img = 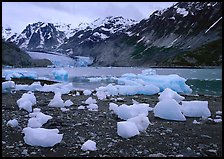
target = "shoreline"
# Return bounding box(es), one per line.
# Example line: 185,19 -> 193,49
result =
2,78 -> 222,157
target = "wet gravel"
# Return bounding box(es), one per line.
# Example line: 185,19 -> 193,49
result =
2,79 -> 222,157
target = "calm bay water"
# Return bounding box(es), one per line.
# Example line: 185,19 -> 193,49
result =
2,67 -> 222,96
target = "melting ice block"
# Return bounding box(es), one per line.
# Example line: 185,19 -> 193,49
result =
23,127 -> 63,147
48,92 -> 64,107
158,88 -> 185,103
2,81 -> 15,93
28,108 -> 53,128
181,101 -> 211,118
81,140 -> 97,151
153,99 -> 186,121
117,121 -> 140,138
52,69 -> 68,81
127,114 -> 151,132
3,70 -> 38,80
17,91 -> 36,112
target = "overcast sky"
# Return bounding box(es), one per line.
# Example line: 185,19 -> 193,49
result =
2,2 -> 176,33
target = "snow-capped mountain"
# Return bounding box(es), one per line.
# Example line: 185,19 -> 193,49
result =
69,2 -> 221,67
57,16 -> 138,55
9,22 -> 68,51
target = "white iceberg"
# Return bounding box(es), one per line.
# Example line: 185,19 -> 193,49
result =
117,121 -> 140,138
87,103 -> 98,111
127,114 -> 151,132
85,97 -> 97,105
153,99 -> 186,121
28,108 -> 53,128
2,81 -> 15,93
64,99 -> 73,107
17,91 -> 36,112
81,140 -> 97,151
3,70 -> 38,80
48,92 -> 64,107
109,102 -> 119,114
52,69 -> 68,81
22,127 -> 63,147
158,88 -> 185,103
181,101 -> 211,118
83,89 -> 92,96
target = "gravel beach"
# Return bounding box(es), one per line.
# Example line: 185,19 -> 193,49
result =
2,79 -> 222,157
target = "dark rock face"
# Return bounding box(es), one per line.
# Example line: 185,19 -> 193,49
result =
2,40 -> 53,67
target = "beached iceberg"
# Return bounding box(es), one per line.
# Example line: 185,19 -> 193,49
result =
116,103 -> 150,120
117,121 -> 140,138
28,108 -> 53,128
22,127 -> 63,147
2,81 -> 15,93
81,140 -> 97,151
17,91 -> 36,112
158,88 -> 185,103
181,101 -> 211,118
48,92 -> 64,107
153,99 -> 186,121
127,114 -> 151,132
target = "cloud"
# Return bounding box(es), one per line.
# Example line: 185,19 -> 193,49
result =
2,2 -> 175,33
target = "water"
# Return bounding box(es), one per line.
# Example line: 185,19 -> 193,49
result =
2,67 -> 222,96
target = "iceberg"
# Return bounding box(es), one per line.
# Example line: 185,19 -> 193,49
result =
52,69 -> 68,81
158,88 -> 185,103
153,99 -> 186,121
28,108 -> 53,128
22,127 -> 63,147
181,101 -> 211,118
117,121 -> 140,138
2,81 -> 15,93
3,70 -> 38,80
17,91 -> 36,112
48,92 -> 64,108
127,114 -> 151,132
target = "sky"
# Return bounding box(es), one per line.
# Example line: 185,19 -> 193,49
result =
2,2 -> 176,33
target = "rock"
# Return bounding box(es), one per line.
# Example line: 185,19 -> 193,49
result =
148,153 -> 167,157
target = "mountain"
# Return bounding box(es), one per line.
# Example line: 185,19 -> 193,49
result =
3,2 -> 222,67
59,2 -> 222,67
57,16 -> 138,56
8,22 -> 69,52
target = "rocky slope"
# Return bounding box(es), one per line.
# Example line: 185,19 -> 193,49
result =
2,40 -> 52,67
58,2 -> 222,67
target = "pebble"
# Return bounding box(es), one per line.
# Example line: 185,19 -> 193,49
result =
21,149 -> 28,155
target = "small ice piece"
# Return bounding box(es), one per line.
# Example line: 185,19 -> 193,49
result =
29,82 -> 42,91
52,69 -> 68,81
213,119 -> 222,123
76,92 -> 80,96
64,99 -> 73,107
60,107 -> 69,112
83,89 -> 92,96
181,101 -> 211,118
22,127 -> 63,147
96,91 -> 107,100
109,103 -> 119,114
2,81 -> 15,93
7,119 -> 19,127
78,105 -> 85,110
216,111 -> 222,115
153,99 -> 186,121
127,114 -> 151,132
193,120 -> 201,124
158,88 -> 185,103
117,121 -> 140,138
87,104 -> 98,111
48,92 -> 64,107
81,140 -> 97,151
85,97 -> 97,105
